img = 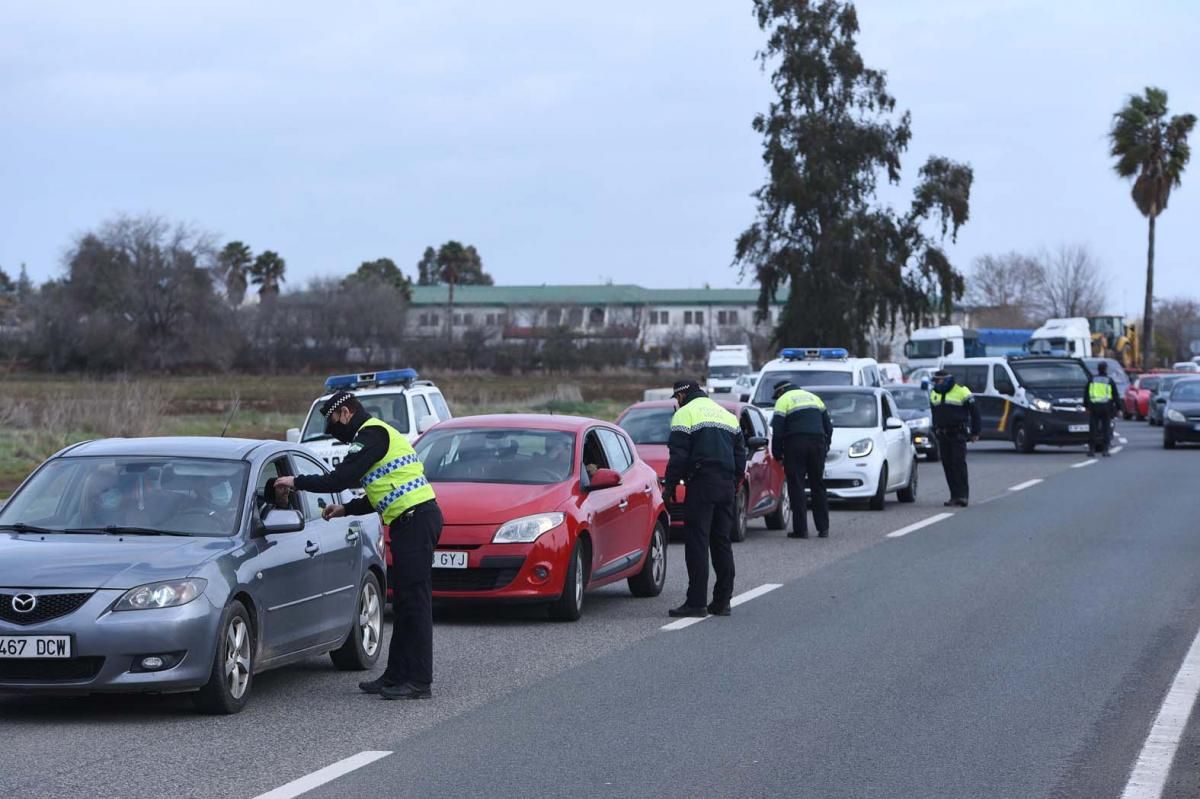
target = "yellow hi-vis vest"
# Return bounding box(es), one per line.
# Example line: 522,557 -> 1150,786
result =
359,418 -> 436,525
774,389 -> 826,415
930,384 -> 972,406
1088,379 -> 1114,403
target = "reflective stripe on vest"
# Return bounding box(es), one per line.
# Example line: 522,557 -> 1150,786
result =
670,396 -> 739,434
1088,380 -> 1114,402
359,418 -> 436,524
774,389 -> 826,415
930,384 -> 972,406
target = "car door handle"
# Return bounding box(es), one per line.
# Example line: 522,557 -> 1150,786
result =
346,523 -> 361,543
642,485 -> 653,495
304,541 -> 320,556
618,499 -> 629,510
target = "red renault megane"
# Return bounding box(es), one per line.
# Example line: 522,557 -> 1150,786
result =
413,415 -> 669,621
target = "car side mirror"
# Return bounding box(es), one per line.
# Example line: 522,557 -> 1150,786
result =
286,428 -> 300,443
586,468 -> 622,490
260,509 -> 305,535
747,436 -> 768,451
739,393 -> 751,403
885,417 -> 905,430
417,416 -> 437,434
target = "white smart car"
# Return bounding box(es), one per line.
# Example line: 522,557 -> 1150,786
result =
808,386 -> 918,510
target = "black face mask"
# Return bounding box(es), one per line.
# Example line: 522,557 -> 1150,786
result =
325,418 -> 355,444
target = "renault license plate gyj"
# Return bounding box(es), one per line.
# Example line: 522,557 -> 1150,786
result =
0,635 -> 72,659
433,551 -> 468,569
1068,424 -> 1089,433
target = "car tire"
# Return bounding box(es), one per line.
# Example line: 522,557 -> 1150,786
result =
1123,410 -> 1132,421
628,521 -> 667,598
926,445 -> 940,463
1164,434 -> 1176,450
1013,422 -> 1035,453
731,487 -> 749,543
548,541 -> 585,622
330,572 -> 383,671
897,462 -> 917,503
764,483 -> 791,531
193,600 -> 254,715
868,464 -> 887,511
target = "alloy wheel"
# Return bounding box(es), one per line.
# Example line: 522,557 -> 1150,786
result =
573,550 -> 584,608
650,527 -> 666,588
224,617 -> 251,700
779,485 -> 792,528
358,580 -> 382,657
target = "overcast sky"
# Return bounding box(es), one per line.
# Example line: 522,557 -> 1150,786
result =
1,1 -> 1195,315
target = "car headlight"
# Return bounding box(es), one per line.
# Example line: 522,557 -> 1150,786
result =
848,438 -> 874,458
1031,397 -> 1052,412
492,513 -> 565,544
906,416 -> 931,430
1167,408 -> 1186,423
113,579 -> 207,611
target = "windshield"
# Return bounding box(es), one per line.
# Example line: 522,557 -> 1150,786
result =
708,365 -> 746,379
0,456 -> 249,536
1171,381 -> 1200,402
300,392 -> 410,442
1157,376 -> 1189,394
811,390 -> 879,428
1011,361 -> 1090,388
904,339 -> 945,359
889,388 -> 930,411
415,428 -> 576,485
1140,377 -> 1161,392
754,370 -> 854,405
618,408 -> 674,445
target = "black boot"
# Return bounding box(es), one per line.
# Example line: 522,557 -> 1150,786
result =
787,531 -> 809,539
707,601 -> 731,617
668,603 -> 708,618
359,675 -> 400,695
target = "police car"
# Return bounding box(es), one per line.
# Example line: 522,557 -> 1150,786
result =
286,369 -> 453,467
751,348 -> 884,420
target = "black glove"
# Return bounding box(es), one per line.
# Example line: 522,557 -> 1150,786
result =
664,483 -> 677,504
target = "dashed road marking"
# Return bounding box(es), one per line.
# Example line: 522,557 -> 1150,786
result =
1111,446 -> 1124,455
885,512 -> 954,539
661,583 -> 783,630
1008,479 -> 1043,492
1071,459 -> 1098,469
1120,436 -> 1129,444
252,751 -> 392,799
1120,623 -> 1200,799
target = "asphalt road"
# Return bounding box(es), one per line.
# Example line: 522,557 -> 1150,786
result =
4,420 -> 1200,798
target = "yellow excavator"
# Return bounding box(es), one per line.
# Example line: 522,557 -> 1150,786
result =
1089,315 -> 1140,371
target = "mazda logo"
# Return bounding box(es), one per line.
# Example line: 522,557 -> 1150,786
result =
11,594 -> 36,613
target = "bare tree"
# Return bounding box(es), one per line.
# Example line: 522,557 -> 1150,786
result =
1033,244 -> 1110,319
1154,297 -> 1200,362
965,252 -> 1043,326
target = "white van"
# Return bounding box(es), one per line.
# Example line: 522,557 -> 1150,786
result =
751,348 -> 882,418
706,345 -> 753,395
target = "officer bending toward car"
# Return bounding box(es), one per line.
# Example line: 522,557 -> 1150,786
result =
275,390 -> 443,701
770,381 -> 834,539
663,380 -> 747,619
929,369 -> 981,508
1085,361 -> 1119,457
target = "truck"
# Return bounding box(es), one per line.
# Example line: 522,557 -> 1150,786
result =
902,325 -> 987,370
706,344 -> 753,395
1088,315 -> 1140,371
1025,318 -> 1092,358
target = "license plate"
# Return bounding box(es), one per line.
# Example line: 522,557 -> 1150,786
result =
1068,425 -> 1089,433
432,551 -> 468,569
0,635 -> 72,659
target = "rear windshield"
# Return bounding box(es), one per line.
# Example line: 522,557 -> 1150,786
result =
300,392 -> 410,442
1011,362 -> 1090,388
754,370 -> 854,405
810,390 -> 878,428
1140,377 -> 1161,391
618,408 -> 674,445
889,388 -> 930,411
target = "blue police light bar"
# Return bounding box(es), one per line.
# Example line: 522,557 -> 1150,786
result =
779,347 -> 849,361
324,368 -> 419,392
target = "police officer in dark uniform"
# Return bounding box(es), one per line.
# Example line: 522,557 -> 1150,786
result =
663,380 -> 747,618
1085,361 -> 1119,456
275,390 -> 442,701
770,381 -> 834,539
929,369 -> 981,507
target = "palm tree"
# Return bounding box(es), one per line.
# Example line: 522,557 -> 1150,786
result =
436,241 -> 469,340
251,250 -> 286,302
1109,87 -> 1196,367
216,241 -> 253,307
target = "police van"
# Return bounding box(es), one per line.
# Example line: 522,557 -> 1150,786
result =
750,348 -> 883,419
939,356 -> 1092,452
286,368 -> 453,466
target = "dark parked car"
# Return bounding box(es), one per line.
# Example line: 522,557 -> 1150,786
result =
1162,378 -> 1200,448
886,385 -> 938,461
1149,374 -> 1193,426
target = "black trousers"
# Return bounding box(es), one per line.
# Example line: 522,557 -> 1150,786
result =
936,431 -> 970,501
683,478 -> 735,609
383,500 -> 442,688
1089,408 -> 1113,453
784,437 -> 829,534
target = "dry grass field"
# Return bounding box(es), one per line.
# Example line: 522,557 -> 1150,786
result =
0,371 -> 669,497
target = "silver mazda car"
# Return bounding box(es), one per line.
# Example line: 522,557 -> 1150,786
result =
0,437 -> 386,714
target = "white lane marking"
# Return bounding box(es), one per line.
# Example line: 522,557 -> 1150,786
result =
885,512 -> 954,539
252,751 -> 392,799
661,583 -> 783,630
1120,625 -> 1200,799
1111,446 -> 1124,455
1120,436 -> 1129,444
1008,479 -> 1043,492
1071,459 -> 1098,469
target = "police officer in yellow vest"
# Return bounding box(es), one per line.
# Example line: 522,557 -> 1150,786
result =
664,380 -> 747,618
929,369 -> 982,507
770,381 -> 834,538
1084,361 -> 1119,456
276,391 -> 442,701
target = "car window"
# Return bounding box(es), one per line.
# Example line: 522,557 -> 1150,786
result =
290,454 -> 332,521
617,432 -> 636,465
993,365 -> 1016,395
753,370 -> 853,405
582,430 -> 611,475
302,392 -> 412,441
866,367 -> 881,387
748,408 -> 768,439
256,457 -> 299,517
413,395 -> 434,426
618,407 -> 674,445
597,429 -> 632,473
958,365 -> 990,394
429,391 -> 452,421
739,410 -> 757,441
810,390 -> 878,428
881,393 -> 897,426
890,388 -> 930,411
